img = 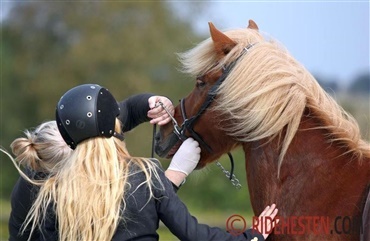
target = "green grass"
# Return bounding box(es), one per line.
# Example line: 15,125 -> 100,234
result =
0,199 -> 10,241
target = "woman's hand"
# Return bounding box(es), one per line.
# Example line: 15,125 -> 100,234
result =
147,96 -> 174,125
254,204 -> 279,240
165,138 -> 201,186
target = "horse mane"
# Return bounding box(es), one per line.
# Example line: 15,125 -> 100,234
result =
178,28 -> 370,175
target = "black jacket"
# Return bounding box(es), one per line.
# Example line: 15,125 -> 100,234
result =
8,94 -> 264,241
9,93 -> 153,241
38,160 -> 264,241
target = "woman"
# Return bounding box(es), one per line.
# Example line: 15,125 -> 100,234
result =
18,84 -> 278,240
7,91 -> 180,241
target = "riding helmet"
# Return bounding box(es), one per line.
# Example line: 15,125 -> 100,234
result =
55,84 -> 121,149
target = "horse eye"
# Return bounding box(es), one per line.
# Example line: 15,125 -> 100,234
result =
196,79 -> 206,88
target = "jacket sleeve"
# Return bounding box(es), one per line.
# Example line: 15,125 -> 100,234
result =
154,166 -> 264,241
118,93 -> 154,132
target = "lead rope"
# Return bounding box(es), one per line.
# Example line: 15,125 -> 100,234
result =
151,123 -> 156,158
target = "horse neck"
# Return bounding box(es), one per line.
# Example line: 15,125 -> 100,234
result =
243,111 -> 370,217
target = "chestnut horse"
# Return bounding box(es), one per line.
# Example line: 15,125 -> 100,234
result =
155,20 -> 370,241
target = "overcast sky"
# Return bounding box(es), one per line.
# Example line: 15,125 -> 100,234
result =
187,1 -> 369,87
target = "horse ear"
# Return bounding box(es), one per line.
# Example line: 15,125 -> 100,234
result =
208,22 -> 236,56
247,20 -> 259,30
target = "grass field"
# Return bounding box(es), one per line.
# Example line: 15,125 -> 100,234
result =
0,199 -> 10,241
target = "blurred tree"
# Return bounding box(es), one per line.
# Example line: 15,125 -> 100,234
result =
1,2 -> 252,218
315,74 -> 340,94
348,72 -> 370,94
1,3 -> 254,231
0,1 -> 204,197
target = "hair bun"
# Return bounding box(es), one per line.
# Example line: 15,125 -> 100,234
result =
11,131 -> 40,170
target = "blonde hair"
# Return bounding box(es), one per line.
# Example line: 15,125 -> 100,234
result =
178,28 -> 370,176
1,121 -> 72,184
24,119 -> 162,241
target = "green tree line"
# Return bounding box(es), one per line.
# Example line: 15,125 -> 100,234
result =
0,1 -> 204,197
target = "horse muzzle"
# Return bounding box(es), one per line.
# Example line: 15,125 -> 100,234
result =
154,131 -> 181,158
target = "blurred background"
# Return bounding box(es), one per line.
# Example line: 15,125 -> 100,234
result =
0,1 -> 368,240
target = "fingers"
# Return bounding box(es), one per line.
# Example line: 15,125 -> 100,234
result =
147,96 -> 174,125
148,103 -> 170,116
179,138 -> 201,155
257,203 -> 278,240
259,203 -> 277,217
179,138 -> 201,161
148,98 -> 156,109
148,112 -> 170,125
261,204 -> 278,225
149,112 -> 173,125
258,205 -> 270,217
170,138 -> 201,175
264,208 -> 278,239
148,96 -> 161,109
182,137 -> 198,148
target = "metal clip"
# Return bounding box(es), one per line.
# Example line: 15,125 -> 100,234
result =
157,101 -> 185,140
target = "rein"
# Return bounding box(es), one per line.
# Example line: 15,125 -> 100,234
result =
156,102 -> 241,189
151,123 -> 157,158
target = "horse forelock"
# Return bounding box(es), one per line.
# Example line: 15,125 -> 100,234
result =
180,27 -> 370,175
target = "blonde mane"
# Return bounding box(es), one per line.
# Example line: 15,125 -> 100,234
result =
178,28 -> 370,174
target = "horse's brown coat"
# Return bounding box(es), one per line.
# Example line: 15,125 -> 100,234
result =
155,20 -> 370,241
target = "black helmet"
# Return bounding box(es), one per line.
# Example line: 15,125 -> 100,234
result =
56,84 -> 122,149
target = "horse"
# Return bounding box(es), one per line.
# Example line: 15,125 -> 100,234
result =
155,20 -> 370,241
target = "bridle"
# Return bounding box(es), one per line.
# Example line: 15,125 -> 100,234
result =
172,44 -> 256,154
156,44 -> 256,189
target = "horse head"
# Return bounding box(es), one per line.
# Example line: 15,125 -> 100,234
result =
155,20 -> 261,168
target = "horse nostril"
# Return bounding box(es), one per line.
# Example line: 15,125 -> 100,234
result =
154,133 -> 160,141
